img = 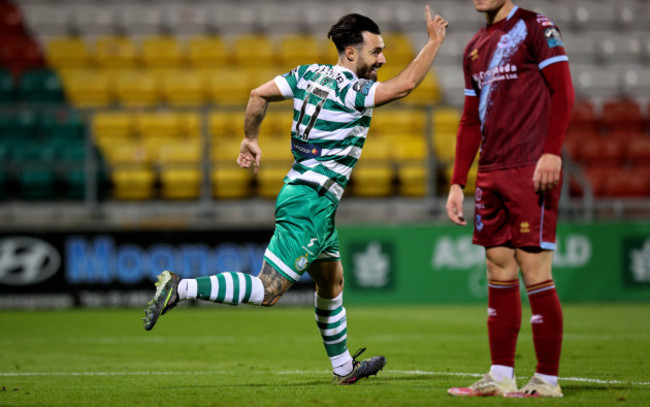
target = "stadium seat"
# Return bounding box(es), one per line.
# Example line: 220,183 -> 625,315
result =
580,165 -> 612,197
39,110 -> 85,148
444,163 -> 479,195
232,34 -> 276,69
61,69 -> 113,108
432,107 -> 461,134
160,70 -> 205,107
141,36 -> 184,68
115,4 -> 163,36
401,71 -> 441,105
203,68 -> 250,106
0,1 -> 25,37
45,36 -> 91,69
277,34 -> 326,71
394,136 -> 428,197
352,138 -> 393,197
601,99 -> 644,133
265,105 -> 294,138
92,111 -> 134,151
604,167 -> 650,197
12,143 -> 57,200
0,110 -> 38,141
114,70 -> 159,107
568,99 -> 598,133
158,141 -> 202,200
0,36 -> 44,75
382,32 -> 416,67
577,135 -> 625,167
17,68 -> 65,104
627,135 -> 650,168
94,36 -> 138,69
433,131 -> 458,163
187,36 -> 230,68
111,167 -> 156,200
69,4 -> 115,37
210,139 -> 252,198
371,109 -> 426,139
255,138 -> 292,198
209,109 -> 246,140
0,68 -> 14,103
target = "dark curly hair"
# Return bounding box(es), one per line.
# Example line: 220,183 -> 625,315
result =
327,13 -> 381,54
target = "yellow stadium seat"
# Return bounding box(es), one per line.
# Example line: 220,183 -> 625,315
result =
46,37 -> 91,69
158,141 -> 202,199
92,112 -> 135,151
445,162 -> 479,195
351,164 -> 394,197
160,70 -> 205,107
433,131 -> 457,162
141,36 -> 184,68
393,136 -> 428,161
203,69 -> 250,106
278,34 -> 325,71
209,110 -> 245,141
178,112 -> 201,139
264,106 -> 294,138
232,34 -> 276,68
382,32 -> 415,66
403,71 -> 441,105
61,69 -> 113,108
244,67 -> 279,90
114,70 -> 159,107
371,109 -> 427,139
103,141 -> 151,165
112,167 -> 156,200
352,138 -> 393,197
256,138 -> 292,198
187,36 -> 230,68
433,107 -> 461,134
94,36 -> 138,69
135,112 -> 182,140
210,139 -> 252,198
398,164 -> 428,197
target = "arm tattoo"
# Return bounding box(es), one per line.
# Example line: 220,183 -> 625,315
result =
258,261 -> 293,306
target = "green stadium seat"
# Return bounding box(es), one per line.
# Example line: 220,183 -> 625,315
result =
12,143 -> 57,200
18,69 -> 65,104
39,110 -> 85,147
0,69 -> 14,104
0,110 -> 38,141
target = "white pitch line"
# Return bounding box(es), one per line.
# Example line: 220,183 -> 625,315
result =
1,370 -> 648,386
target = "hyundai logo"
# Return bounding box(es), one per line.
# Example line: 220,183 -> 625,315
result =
0,237 -> 61,286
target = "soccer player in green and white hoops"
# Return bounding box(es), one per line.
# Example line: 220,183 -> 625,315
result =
144,7 -> 448,385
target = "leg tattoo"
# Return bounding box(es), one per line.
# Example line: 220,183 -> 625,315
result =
258,261 -> 293,306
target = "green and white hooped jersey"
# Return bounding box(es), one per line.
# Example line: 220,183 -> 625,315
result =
273,64 -> 378,204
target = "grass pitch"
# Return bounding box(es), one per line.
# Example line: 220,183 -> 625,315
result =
1,302 -> 649,406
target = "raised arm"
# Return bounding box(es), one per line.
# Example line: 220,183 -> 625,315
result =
237,79 -> 285,174
374,6 -> 448,107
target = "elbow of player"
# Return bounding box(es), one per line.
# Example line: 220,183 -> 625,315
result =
397,80 -> 417,99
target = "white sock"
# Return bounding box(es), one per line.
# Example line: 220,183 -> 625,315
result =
490,364 -> 514,381
332,352 -> 353,376
177,279 -> 189,300
534,372 -> 558,387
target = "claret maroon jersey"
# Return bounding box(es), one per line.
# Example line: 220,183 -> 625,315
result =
463,6 -> 569,171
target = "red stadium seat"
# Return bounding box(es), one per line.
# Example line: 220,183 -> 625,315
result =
579,165 -> 612,197
577,135 -> 626,167
0,2 -> 25,37
563,130 -> 598,162
0,36 -> 44,75
627,135 -> 650,167
568,99 -> 598,133
604,168 -> 650,197
602,99 -> 644,133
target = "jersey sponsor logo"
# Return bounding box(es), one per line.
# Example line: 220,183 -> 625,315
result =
544,27 -> 564,48
295,255 -> 309,271
352,79 -> 373,96
473,64 -> 519,89
497,34 -> 513,49
536,14 -> 555,27
0,237 -> 61,286
292,139 -> 322,158
475,214 -> 485,232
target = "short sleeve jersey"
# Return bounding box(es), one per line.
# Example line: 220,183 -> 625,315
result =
463,6 -> 569,171
273,64 -> 378,204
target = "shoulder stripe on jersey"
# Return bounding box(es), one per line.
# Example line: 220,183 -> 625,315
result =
506,6 -> 519,21
538,55 -> 569,70
465,89 -> 477,96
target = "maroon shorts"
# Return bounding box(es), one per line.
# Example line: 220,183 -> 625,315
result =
472,165 -> 561,250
